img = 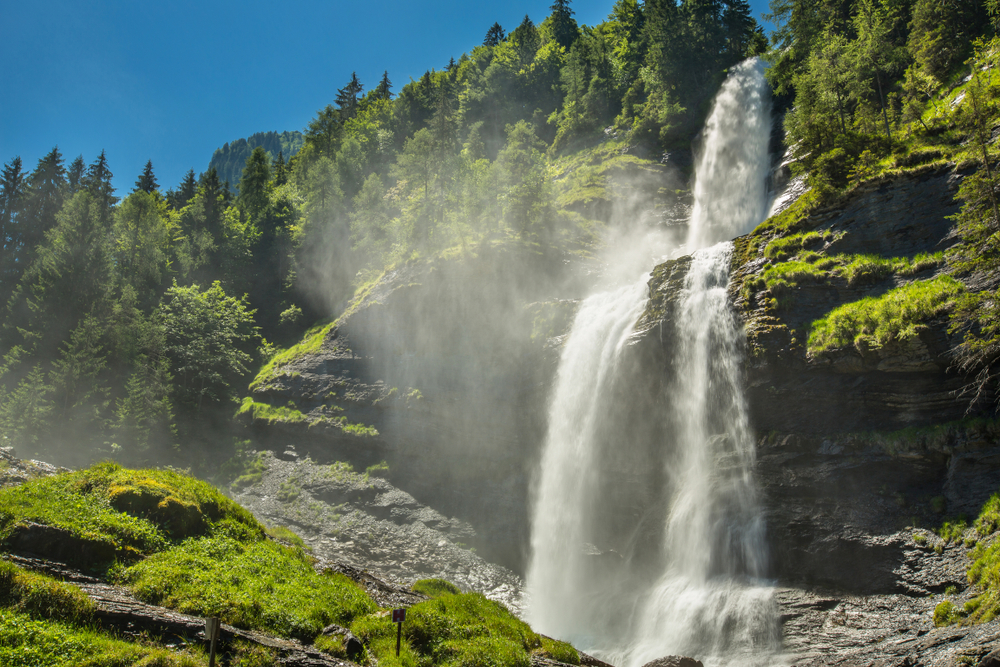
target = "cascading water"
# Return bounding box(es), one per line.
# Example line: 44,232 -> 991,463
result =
526,58 -> 778,666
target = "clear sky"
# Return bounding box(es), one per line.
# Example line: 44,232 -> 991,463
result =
1,0 -> 773,193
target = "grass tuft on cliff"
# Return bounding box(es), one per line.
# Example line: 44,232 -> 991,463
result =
807,276 -> 964,355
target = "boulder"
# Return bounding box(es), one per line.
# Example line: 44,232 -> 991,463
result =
640,657 -> 704,667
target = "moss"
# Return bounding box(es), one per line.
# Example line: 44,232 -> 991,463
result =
934,600 -> 963,626
807,276 -> 964,354
0,462 -> 262,567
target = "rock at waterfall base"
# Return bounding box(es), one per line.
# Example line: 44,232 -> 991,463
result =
640,657 -> 704,667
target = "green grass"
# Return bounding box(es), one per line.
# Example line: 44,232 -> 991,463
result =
412,578 -> 462,598
265,524 -> 308,550
351,590 -> 553,667
250,320 -> 334,391
763,231 -> 834,261
114,534 -> 376,642
237,397 -> 309,425
0,462 -> 262,566
807,276 -> 964,354
755,251 -> 943,295
0,560 -> 95,624
0,607 -> 206,667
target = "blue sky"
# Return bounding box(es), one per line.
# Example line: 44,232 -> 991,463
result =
0,0 -> 772,193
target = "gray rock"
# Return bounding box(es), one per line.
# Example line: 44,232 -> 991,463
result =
981,648 -> 1000,667
639,657 -> 704,667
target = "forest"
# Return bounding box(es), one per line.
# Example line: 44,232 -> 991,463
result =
0,0 -> 998,476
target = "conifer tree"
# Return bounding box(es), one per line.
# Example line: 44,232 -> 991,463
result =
273,151 -> 288,186
83,150 -> 118,222
238,147 -> 271,220
549,0 -> 580,50
336,72 -> 364,121
375,71 -> 393,100
176,169 -> 197,208
484,22 -> 506,47
21,147 -> 67,259
67,156 -> 85,194
135,160 -> 158,193
0,157 -> 26,301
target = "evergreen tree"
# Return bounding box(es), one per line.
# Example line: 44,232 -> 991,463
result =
20,147 -> 67,261
273,151 -> 288,186
67,156 -> 86,194
511,15 -> 542,67
305,105 -> 343,159
336,72 -> 364,121
83,150 -> 118,222
484,22 -> 506,47
171,169 -> 198,209
238,147 -> 271,220
375,70 -> 393,100
135,160 -> 158,193
0,157 -> 26,302
549,0 -> 581,50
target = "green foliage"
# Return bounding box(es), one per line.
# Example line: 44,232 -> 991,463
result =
412,578 -> 462,598
117,535 -> 375,642
0,607 -> 206,667
237,398 -> 308,425
231,452 -> 267,489
265,524 -> 308,551
807,276 -> 964,354
156,281 -> 261,412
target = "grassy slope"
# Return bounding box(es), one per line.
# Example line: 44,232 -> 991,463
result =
0,463 -> 578,666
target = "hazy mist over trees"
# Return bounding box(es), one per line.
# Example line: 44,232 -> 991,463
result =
6,0 -> 988,475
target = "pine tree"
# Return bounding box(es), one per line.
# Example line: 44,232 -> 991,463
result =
0,156 -> 26,301
238,147 -> 271,220
375,71 -> 393,100
273,151 -> 288,187
177,169 -> 197,208
512,15 -> 542,67
484,22 -> 506,47
67,155 -> 86,194
549,0 -> 580,50
21,147 -> 67,260
336,72 -> 364,121
135,160 -> 158,193
83,150 -> 118,222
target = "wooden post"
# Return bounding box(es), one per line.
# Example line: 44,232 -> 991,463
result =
205,616 -> 220,667
392,608 -> 406,657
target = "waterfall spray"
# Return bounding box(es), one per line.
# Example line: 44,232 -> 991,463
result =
526,58 -> 776,666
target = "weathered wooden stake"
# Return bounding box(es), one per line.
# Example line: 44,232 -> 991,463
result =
206,616 -> 220,667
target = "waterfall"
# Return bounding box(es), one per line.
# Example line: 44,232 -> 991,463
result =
526,58 -> 777,667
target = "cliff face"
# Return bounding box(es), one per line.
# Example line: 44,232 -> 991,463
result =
246,244 -> 575,571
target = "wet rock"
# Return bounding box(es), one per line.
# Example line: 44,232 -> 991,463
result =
981,647 -> 1000,667
5,522 -> 126,568
639,657 -> 704,667
320,624 -> 364,661
231,452 -> 523,613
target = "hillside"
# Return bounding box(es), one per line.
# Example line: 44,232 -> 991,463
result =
208,131 -> 305,190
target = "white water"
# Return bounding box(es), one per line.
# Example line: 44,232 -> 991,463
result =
526,58 -> 777,666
